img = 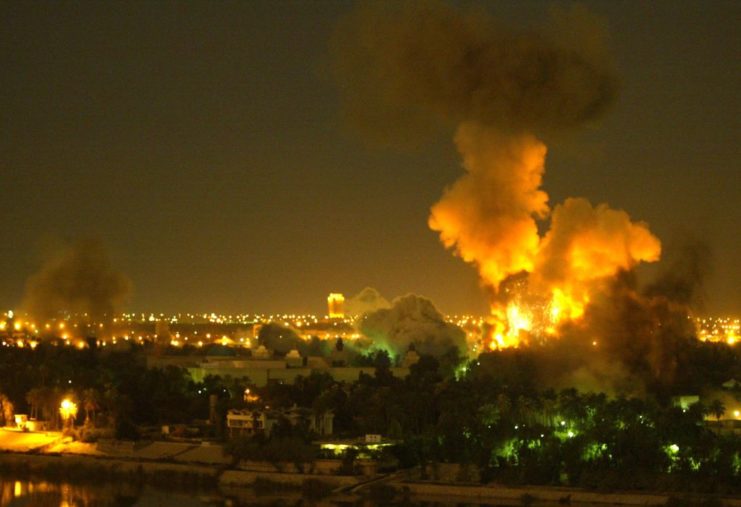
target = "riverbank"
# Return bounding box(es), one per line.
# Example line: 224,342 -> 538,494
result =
1,430 -> 739,506
4,451 -> 739,507
392,482 -> 673,506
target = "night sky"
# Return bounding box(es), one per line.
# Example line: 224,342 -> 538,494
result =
1,1 -> 738,316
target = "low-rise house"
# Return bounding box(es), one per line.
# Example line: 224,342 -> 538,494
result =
227,405 -> 333,438
226,409 -> 270,437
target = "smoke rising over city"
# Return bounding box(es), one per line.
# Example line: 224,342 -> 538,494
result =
0,4 -> 738,498
333,0 -> 664,353
359,294 -> 466,358
327,0 -> 725,396
332,1 -> 618,140
21,238 -> 132,326
345,287 -> 391,317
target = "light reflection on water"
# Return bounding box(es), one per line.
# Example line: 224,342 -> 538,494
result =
0,476 -> 565,507
1,478 -> 220,507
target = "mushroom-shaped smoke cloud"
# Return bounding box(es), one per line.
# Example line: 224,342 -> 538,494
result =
333,1 -> 662,349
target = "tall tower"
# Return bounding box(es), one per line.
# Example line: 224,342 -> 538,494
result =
327,293 -> 345,319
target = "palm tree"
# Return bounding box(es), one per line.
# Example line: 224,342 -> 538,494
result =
517,395 -> 538,426
46,387 -> 63,429
82,388 -> 101,426
26,387 -> 43,420
0,393 -> 14,427
708,399 -> 725,421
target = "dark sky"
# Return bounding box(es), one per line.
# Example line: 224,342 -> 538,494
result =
1,1 -> 738,316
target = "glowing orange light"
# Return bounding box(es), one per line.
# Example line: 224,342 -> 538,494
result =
59,398 -> 78,425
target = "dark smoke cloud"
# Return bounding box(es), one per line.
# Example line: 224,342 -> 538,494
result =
528,259 -> 708,395
332,1 -> 699,397
21,238 -> 132,324
644,238 -> 711,310
359,294 -> 465,358
257,323 -> 306,356
331,0 -> 618,143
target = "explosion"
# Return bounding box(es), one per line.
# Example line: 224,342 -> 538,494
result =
427,124 -> 657,348
333,1 -> 661,349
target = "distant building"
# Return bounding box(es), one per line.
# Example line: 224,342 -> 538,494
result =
188,358 -> 410,387
327,293 -> 345,319
226,409 -> 269,436
330,338 -> 347,366
252,345 -> 271,359
227,405 -> 334,437
285,349 -> 303,368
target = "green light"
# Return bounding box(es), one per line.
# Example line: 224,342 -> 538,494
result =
496,438 -> 518,461
582,442 -> 608,461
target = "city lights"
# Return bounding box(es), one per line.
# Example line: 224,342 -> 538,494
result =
0,309 -> 737,354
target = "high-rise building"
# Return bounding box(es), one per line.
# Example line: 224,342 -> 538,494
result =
327,293 -> 345,319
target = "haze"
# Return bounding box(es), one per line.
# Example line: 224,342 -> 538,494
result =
0,1 -> 738,316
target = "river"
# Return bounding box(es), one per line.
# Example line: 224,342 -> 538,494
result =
0,475 -> 524,507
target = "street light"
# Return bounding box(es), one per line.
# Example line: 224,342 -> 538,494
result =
59,398 -> 78,428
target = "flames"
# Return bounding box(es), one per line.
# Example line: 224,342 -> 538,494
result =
486,293 -> 585,351
331,1 -> 664,351
429,124 -> 662,350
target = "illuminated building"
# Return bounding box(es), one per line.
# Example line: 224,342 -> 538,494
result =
327,293 -> 345,319
227,406 -> 333,437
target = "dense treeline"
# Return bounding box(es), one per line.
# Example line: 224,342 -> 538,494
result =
249,343 -> 740,494
0,337 -> 739,493
0,342 -> 230,436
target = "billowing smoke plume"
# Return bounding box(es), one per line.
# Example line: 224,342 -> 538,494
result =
474,240 -> 719,395
21,238 -> 132,325
359,294 -> 465,358
332,1 -> 618,141
257,323 -> 306,355
345,287 -> 391,317
429,125 -> 548,287
644,238 -> 710,309
333,1 -> 662,351
537,264 -> 704,394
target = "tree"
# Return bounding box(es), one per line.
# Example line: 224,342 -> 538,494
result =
373,350 -> 394,385
0,393 -> 14,427
708,399 -> 725,421
82,388 -> 101,426
26,387 -> 43,420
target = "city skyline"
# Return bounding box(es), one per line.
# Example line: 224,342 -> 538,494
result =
1,1 -> 738,317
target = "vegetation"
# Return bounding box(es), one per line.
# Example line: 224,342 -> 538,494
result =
0,337 -> 738,494
0,342 -> 245,436
251,346 -> 740,494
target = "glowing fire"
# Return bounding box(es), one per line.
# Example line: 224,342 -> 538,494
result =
488,304 -> 527,350
487,287 -> 592,350
429,126 -> 662,350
